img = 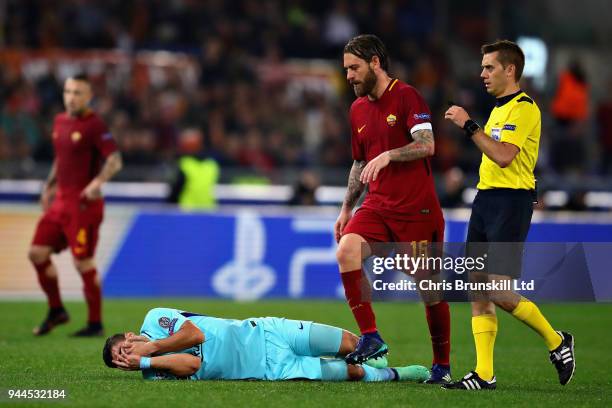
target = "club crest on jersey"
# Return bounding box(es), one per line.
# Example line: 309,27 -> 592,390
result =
76,228 -> 87,245
159,317 -> 179,334
71,131 -> 81,142
386,114 -> 397,127
158,317 -> 171,328
52,132 -> 58,139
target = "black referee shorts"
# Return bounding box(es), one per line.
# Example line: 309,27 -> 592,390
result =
467,188 -> 534,242
466,188 -> 534,278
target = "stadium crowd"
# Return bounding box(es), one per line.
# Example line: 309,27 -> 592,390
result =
1,0 -> 611,198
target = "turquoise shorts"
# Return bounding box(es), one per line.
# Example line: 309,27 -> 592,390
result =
261,318 -> 343,381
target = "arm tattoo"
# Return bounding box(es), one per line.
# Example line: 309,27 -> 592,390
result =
96,151 -> 123,183
342,160 -> 365,210
388,129 -> 435,162
45,161 -> 57,188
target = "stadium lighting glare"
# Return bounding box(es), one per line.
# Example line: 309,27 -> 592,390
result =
517,36 -> 548,90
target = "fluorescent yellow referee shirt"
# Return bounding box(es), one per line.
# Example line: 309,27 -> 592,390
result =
478,91 -> 541,190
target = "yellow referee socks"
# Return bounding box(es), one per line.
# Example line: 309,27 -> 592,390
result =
511,298 -> 562,350
472,314 -> 497,381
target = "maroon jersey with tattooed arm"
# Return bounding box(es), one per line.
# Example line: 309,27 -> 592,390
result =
32,109 -> 117,259
52,109 -> 117,199
350,78 -> 442,221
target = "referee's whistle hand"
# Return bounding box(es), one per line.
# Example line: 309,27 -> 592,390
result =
444,105 -> 470,128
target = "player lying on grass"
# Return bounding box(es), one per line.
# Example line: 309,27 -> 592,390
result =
103,307 -> 430,382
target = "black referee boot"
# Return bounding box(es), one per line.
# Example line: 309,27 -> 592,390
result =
442,371 -> 496,390
549,331 -> 575,385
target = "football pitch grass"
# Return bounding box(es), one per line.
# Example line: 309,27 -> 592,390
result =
1,300 -> 610,407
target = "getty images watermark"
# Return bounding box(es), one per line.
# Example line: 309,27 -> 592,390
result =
359,242 -> 549,302
369,251 -> 535,293
362,242 -> 610,302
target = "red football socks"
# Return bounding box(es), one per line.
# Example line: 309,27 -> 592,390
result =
425,301 -> 451,366
81,268 -> 102,324
341,269 -> 377,334
33,259 -> 63,309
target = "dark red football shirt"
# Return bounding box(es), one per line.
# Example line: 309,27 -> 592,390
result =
52,110 -> 117,199
350,79 -> 442,220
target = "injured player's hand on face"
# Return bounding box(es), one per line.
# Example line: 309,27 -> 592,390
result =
123,335 -> 155,357
113,347 -> 143,371
125,332 -> 150,343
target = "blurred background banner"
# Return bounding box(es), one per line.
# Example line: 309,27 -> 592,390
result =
104,209 -> 612,300
103,208 -> 341,299
3,204 -> 610,301
101,210 -> 612,301
0,203 -> 133,298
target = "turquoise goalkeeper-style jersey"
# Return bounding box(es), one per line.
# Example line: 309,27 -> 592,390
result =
139,308 -> 267,380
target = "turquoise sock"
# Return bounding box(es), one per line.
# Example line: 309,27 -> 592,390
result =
320,359 -> 397,382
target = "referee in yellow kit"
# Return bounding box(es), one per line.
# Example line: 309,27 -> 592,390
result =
443,40 -> 575,390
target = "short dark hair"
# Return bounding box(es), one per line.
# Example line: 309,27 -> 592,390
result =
102,333 -> 125,368
68,73 -> 90,83
481,40 -> 525,82
344,34 -> 389,72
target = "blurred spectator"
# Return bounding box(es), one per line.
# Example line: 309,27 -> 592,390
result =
198,36 -> 228,87
439,167 -> 466,208
288,170 -> 320,206
323,1 -> 358,52
563,191 -> 588,212
1,78 -> 41,160
551,61 -> 589,124
550,61 -> 590,174
237,128 -> 275,172
596,79 -> 612,174
168,128 -> 219,209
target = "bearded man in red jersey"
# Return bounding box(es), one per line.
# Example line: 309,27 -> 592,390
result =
335,35 -> 451,384
28,74 -> 122,337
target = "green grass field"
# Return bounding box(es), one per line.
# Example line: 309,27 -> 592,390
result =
1,300 -> 610,407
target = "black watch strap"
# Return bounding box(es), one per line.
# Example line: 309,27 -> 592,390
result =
463,119 -> 481,137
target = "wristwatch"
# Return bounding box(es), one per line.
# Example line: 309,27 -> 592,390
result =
463,119 -> 481,138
